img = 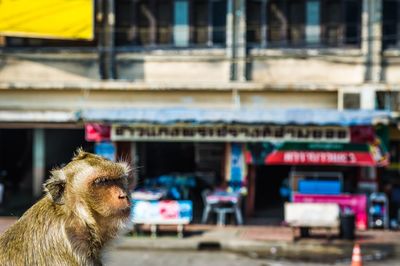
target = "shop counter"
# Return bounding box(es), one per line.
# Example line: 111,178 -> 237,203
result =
293,193 -> 367,230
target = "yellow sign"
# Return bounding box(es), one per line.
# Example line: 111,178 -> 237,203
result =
0,0 -> 94,40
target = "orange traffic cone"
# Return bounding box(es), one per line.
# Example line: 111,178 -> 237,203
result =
351,243 -> 363,266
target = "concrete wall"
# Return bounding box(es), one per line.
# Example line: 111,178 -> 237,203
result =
383,52 -> 400,83
0,52 -> 100,82
0,88 -> 337,111
0,89 -> 234,110
251,54 -> 364,85
240,91 -> 338,109
0,50 -> 370,86
116,51 -> 230,82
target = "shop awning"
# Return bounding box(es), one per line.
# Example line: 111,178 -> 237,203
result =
263,142 -> 388,167
81,108 -> 389,126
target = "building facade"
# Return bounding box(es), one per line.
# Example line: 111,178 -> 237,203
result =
0,0 -> 399,220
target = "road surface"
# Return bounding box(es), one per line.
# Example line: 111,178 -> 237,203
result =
105,249 -> 399,266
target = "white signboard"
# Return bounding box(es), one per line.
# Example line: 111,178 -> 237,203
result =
111,124 -> 350,143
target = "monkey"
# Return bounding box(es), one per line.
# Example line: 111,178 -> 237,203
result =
0,149 -> 132,266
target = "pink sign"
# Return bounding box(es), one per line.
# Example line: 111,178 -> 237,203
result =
293,193 -> 368,230
159,201 -> 179,219
85,123 -> 111,142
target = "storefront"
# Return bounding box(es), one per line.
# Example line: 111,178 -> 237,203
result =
0,126 -> 92,214
245,140 -> 389,228
82,107 -> 390,224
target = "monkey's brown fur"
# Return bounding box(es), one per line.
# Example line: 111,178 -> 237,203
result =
0,149 -> 132,266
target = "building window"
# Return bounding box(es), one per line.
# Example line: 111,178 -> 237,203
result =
174,0 -> 190,46
211,0 -> 227,44
247,0 -> 262,44
343,92 -> 361,110
377,91 -> 400,111
246,0 -> 361,48
192,0 -> 209,44
383,0 -> 400,49
116,0 -> 227,47
136,0 -> 173,45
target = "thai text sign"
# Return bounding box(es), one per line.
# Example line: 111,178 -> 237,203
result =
268,151 -> 375,166
265,142 -> 377,166
112,124 -> 350,143
0,0 -> 94,40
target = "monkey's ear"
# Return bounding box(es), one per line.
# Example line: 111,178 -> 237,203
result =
44,177 -> 66,205
72,147 -> 89,161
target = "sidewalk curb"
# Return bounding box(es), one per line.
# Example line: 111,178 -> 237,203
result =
114,236 -> 394,263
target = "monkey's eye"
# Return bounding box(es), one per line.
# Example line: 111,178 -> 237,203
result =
94,177 -> 113,185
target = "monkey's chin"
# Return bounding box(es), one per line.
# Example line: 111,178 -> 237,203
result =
115,206 -> 131,218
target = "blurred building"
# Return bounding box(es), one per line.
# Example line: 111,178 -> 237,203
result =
0,0 -> 399,220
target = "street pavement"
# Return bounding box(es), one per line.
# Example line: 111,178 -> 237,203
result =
1,217 -> 400,264
115,223 -> 400,263
105,249 -> 400,266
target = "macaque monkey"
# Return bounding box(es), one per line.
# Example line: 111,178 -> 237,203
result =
0,149 -> 132,266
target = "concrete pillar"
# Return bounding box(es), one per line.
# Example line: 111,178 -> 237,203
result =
99,0 -> 116,79
370,0 -> 383,83
33,129 -> 45,198
235,0 -> 247,81
226,0 -> 235,80
361,85 -> 376,110
105,0 -> 116,79
362,0 -> 383,82
227,0 -> 247,81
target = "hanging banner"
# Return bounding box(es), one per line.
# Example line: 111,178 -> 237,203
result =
225,143 -> 247,193
0,0 -> 94,40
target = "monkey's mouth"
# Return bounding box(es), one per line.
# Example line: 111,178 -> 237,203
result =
116,206 -> 131,217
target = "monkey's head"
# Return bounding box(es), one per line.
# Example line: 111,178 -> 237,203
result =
44,149 -> 132,225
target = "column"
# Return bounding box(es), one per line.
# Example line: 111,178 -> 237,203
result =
33,129 -> 45,198
362,0 -> 383,82
226,0 -> 235,79
361,85 -> 376,110
227,0 -> 247,81
370,0 -> 383,83
97,0 -> 106,78
235,0 -> 247,81
105,0 -> 116,79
